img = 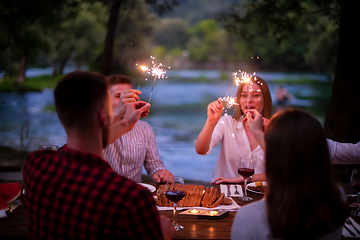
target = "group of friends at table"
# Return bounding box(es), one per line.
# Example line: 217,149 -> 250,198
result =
22,71 -> 360,239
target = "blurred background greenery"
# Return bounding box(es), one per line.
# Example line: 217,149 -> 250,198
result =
0,0 -> 340,82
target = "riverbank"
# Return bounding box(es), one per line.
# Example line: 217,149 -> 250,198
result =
0,75 -> 63,92
0,69 -> 331,92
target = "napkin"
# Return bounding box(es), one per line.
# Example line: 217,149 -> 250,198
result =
156,197 -> 240,212
0,210 -> 6,219
343,218 -> 360,238
220,184 -> 243,197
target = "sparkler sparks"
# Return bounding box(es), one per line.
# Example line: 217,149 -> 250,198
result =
219,96 -> 239,116
221,70 -> 257,116
148,56 -> 170,103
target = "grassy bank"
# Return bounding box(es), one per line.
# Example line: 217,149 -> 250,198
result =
0,75 -> 63,92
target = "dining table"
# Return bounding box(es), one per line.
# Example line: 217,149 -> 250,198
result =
0,181 -> 360,239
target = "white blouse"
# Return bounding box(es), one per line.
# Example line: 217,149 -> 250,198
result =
205,115 -> 265,182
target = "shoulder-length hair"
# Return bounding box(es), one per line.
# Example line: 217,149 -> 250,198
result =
264,109 -> 349,239
233,76 -> 272,120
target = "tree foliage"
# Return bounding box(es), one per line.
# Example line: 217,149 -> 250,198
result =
218,0 -> 359,145
0,0 -> 80,81
47,2 -> 107,76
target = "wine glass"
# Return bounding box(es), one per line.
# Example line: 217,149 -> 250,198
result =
38,145 -> 59,151
165,176 -> 185,231
238,157 -> 255,201
350,168 -> 360,216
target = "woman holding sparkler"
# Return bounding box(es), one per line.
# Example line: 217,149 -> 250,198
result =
195,75 -> 272,183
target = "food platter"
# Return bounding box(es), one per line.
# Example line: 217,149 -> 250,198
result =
138,183 -> 156,193
246,182 -> 267,195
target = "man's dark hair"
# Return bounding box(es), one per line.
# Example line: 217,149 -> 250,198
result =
108,74 -> 132,86
54,71 -> 109,131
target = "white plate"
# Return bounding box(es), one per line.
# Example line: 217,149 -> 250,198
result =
138,183 -> 156,193
246,182 -> 267,195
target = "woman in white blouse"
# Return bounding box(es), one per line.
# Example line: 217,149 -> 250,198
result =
195,76 -> 272,183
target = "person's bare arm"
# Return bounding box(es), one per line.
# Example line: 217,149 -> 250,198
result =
212,173 -> 266,184
195,99 -> 224,154
246,110 -> 267,152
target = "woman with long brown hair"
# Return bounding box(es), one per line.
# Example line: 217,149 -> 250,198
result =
195,76 -> 272,183
231,109 -> 349,239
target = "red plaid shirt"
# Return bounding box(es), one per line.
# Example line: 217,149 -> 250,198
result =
23,145 -> 163,240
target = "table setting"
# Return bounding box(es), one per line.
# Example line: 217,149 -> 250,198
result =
220,184 -> 243,197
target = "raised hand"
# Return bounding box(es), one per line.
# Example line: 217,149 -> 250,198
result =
113,89 -> 141,120
122,101 -> 151,131
207,99 -> 224,123
245,109 -> 267,151
245,109 -> 264,133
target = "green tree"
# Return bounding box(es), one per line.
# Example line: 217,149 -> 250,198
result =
0,0 -> 79,82
152,17 -> 188,49
219,1 -> 339,71
109,0 -> 157,74
220,0 -> 360,181
47,2 -> 107,76
186,19 -> 228,62
99,0 -> 179,75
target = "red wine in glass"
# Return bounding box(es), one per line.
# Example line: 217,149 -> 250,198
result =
166,190 -> 185,203
238,168 -> 254,179
165,176 -> 185,231
238,157 -> 255,201
351,183 -> 360,192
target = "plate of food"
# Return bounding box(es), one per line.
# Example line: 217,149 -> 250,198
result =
246,182 -> 267,195
138,183 -> 156,193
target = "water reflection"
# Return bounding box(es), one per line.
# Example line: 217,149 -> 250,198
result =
0,70 -> 329,182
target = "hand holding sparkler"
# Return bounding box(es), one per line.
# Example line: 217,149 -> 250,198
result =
122,101 -> 151,129
207,99 -> 224,123
244,109 -> 269,131
112,89 -> 141,122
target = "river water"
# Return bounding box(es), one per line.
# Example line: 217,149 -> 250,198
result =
0,69 -> 328,182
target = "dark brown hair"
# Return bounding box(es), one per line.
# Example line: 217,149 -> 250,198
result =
233,76 -> 272,120
54,71 -> 109,131
108,74 -> 132,87
265,109 -> 349,239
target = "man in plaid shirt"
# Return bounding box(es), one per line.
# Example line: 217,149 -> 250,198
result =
23,71 -> 175,240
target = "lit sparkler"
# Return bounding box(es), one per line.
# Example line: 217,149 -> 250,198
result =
221,70 -> 257,116
220,96 -> 239,108
136,65 -> 149,90
148,56 -> 170,103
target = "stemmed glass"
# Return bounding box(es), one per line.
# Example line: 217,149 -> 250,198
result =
350,168 -> 360,216
238,157 -> 255,201
165,176 -> 186,231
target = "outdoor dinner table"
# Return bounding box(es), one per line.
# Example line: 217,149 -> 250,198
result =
0,182 -> 359,239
